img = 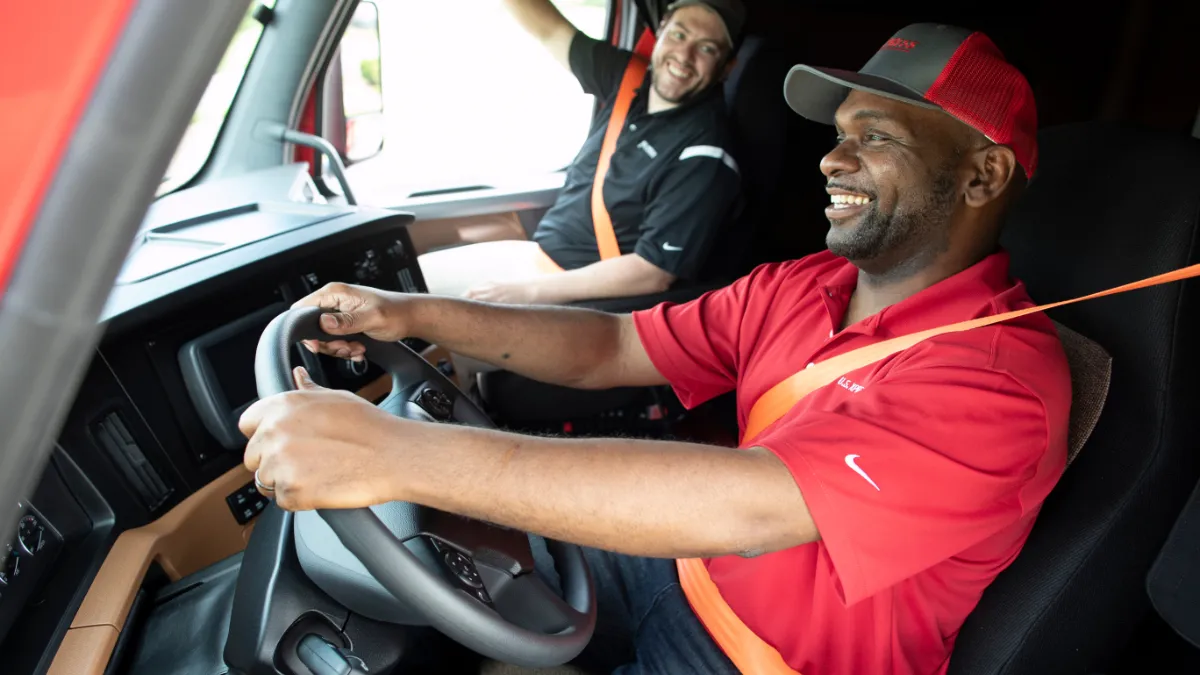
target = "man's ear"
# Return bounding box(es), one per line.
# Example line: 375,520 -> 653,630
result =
963,145 -> 1018,209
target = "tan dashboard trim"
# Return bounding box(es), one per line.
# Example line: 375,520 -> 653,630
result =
357,372 -> 394,403
70,465 -> 255,631
49,376 -> 406,672
46,625 -> 119,675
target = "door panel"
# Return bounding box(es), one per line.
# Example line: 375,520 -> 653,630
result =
408,211 -> 530,256
385,179 -> 562,256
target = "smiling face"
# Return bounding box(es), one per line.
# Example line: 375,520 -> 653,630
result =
648,6 -> 731,108
819,90 -> 987,274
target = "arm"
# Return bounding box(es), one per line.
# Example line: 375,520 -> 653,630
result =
502,0 -> 578,71
240,372 -> 817,558
465,253 -> 674,305
377,424 -> 816,558
294,283 -> 665,390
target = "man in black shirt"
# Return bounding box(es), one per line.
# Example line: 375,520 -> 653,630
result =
418,0 -> 744,305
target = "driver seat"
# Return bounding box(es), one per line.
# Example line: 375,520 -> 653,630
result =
947,123 -> 1200,673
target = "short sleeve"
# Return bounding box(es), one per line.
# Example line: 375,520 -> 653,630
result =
755,362 -> 1062,606
568,32 -> 633,100
632,271 -> 762,408
634,146 -> 741,279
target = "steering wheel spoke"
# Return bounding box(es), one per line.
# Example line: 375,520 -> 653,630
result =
493,569 -> 591,634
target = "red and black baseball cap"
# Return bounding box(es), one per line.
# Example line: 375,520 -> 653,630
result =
784,24 -> 1038,177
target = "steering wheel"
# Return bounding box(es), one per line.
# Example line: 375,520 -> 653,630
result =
254,307 -> 596,667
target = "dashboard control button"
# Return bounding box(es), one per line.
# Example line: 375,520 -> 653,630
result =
416,388 -> 453,420
444,551 -> 484,588
18,515 -> 43,555
340,358 -> 370,378
0,545 -> 16,585
227,481 -> 271,524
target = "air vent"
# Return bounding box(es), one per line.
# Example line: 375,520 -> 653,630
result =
398,268 -> 418,293
90,410 -> 173,511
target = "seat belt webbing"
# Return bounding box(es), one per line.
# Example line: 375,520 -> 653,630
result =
743,260 -> 1200,444
591,57 -> 647,260
678,258 -> 1200,675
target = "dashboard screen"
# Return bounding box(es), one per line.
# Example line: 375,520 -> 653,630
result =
208,317 -> 269,411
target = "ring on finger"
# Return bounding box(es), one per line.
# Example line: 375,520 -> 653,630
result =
254,468 -> 275,493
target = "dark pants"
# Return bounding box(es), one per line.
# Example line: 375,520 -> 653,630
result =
531,538 -> 738,675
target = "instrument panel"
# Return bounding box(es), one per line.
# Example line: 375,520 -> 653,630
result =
0,204 -> 428,669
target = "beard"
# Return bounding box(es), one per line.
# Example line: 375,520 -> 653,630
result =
827,164 -> 958,269
650,66 -> 704,105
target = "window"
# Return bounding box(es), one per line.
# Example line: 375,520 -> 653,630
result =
345,0 -> 609,199
158,2 -> 268,196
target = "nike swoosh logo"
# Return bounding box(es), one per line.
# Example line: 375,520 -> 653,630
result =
844,454 -> 880,491
662,243 -> 683,251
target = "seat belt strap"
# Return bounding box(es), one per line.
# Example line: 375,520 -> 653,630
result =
677,259 -> 1200,675
677,557 -> 801,674
591,57 -> 647,260
743,260 -> 1200,445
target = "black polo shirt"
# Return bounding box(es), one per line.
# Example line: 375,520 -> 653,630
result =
532,33 -> 741,281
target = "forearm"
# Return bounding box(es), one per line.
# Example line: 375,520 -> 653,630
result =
530,255 -> 674,305
390,423 -> 817,558
405,295 -> 654,389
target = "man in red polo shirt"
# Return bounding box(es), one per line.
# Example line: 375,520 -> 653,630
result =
240,24 -> 1070,675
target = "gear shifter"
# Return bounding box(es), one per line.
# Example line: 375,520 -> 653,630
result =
296,634 -> 369,674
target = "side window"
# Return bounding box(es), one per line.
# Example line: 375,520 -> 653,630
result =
341,1 -> 385,164
160,2 -> 269,195
339,0 -> 609,199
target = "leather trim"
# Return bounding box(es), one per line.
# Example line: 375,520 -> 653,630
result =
51,375 -> 389,672
407,211 -> 527,256
71,466 -> 255,631
47,625 -> 119,675
357,372 -> 393,403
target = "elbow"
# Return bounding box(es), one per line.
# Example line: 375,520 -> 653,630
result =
637,263 -> 674,295
645,272 -> 673,295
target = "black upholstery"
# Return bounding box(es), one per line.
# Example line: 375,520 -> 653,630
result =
948,123 -> 1200,674
127,553 -> 242,675
698,33 -> 794,281
1148,477 -> 1200,649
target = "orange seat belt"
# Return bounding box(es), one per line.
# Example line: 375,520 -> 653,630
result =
591,57 -> 647,260
678,259 -> 1200,675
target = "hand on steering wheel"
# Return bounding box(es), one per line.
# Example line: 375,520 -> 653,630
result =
240,365 -> 410,510
247,306 -> 596,668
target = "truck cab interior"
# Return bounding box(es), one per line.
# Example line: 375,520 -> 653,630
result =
4,1 -> 1200,674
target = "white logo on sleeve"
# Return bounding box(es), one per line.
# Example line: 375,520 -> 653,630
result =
844,454 -> 881,491
662,242 -> 683,252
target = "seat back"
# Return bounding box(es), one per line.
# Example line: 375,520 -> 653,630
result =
697,34 -> 795,281
948,123 -> 1200,674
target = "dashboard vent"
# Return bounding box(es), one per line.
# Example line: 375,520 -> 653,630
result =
398,268 -> 418,293
91,410 -> 172,511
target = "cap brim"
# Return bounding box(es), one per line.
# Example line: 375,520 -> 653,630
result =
783,65 -> 941,124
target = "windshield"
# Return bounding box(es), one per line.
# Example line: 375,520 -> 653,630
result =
158,2 -> 267,196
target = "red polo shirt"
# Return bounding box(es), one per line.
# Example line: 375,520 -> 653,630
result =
632,250 -> 1070,675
